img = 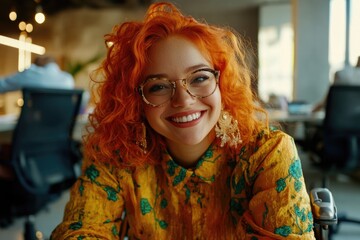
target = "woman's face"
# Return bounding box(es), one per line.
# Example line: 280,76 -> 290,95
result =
142,36 -> 222,149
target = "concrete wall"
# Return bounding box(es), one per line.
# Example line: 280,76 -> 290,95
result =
293,0 -> 330,104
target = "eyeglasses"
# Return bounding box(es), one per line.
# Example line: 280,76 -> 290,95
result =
138,68 -> 220,107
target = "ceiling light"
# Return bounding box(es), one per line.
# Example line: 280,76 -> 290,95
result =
0,35 -> 46,55
35,5 -> 46,24
19,21 -> 26,31
26,23 -> 34,33
9,11 -> 17,21
35,12 -> 45,24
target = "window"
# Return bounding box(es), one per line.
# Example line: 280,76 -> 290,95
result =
258,3 -> 293,103
329,0 -> 360,82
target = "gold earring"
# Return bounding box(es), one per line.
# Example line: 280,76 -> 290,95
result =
215,110 -> 242,148
136,123 -> 147,153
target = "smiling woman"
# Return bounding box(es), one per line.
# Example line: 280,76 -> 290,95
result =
50,2 -> 316,239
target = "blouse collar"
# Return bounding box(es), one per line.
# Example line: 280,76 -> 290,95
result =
161,140 -> 228,191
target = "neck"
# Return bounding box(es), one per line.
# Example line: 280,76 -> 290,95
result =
166,131 -> 216,169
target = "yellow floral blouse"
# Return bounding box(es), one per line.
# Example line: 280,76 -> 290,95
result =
51,130 -> 315,239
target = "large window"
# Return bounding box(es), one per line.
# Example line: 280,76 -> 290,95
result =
258,3 -> 293,103
329,0 -> 360,81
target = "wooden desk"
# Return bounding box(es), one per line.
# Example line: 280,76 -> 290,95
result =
0,113 -> 88,143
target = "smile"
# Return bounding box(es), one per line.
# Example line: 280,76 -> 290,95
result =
171,112 -> 201,123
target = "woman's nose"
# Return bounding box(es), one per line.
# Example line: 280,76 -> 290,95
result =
170,83 -> 196,107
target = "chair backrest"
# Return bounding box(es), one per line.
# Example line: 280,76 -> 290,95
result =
323,85 -> 360,169
11,87 -> 83,195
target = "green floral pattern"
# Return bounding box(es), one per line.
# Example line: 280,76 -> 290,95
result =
276,159 -> 303,193
139,185 -> 169,229
51,130 -> 315,239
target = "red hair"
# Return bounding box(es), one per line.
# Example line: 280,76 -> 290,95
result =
85,2 -> 268,167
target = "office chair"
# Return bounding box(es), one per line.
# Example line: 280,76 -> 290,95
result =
310,188 -> 338,240
0,87 -> 84,240
306,85 -> 360,238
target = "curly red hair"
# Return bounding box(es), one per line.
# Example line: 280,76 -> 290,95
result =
85,2 -> 268,167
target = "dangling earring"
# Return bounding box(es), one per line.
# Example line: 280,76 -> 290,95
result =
215,110 -> 242,147
136,123 -> 148,154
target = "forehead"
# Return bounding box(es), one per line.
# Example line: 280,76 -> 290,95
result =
144,36 -> 212,75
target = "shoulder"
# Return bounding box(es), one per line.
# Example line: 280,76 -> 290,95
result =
44,62 -> 60,69
335,67 -> 359,84
234,129 -> 296,170
250,128 -> 293,153
81,157 -> 156,186
232,129 -> 302,193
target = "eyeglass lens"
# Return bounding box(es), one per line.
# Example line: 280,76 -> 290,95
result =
140,68 -> 219,106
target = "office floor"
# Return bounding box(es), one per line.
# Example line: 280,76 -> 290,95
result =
1,147 -> 360,240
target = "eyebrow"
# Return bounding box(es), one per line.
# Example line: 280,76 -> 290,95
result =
144,63 -> 212,80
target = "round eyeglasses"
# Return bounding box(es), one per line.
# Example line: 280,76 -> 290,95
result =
138,68 -> 220,107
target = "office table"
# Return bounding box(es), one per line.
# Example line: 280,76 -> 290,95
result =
0,114 -> 18,132
267,110 -> 325,144
268,109 -> 325,124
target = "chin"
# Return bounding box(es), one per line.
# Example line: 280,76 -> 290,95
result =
178,133 -> 215,147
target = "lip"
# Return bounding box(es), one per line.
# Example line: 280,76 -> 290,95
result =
166,110 -> 205,128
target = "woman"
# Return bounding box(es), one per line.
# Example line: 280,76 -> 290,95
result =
51,2 -> 315,239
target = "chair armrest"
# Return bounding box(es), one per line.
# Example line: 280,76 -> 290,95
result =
310,187 -> 338,226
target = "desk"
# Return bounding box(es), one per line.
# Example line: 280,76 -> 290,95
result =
0,113 -> 88,143
268,110 -> 325,143
0,114 -> 18,132
268,109 -> 325,124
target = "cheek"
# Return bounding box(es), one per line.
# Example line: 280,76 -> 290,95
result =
144,106 -> 162,128
212,91 -> 222,121
211,90 -> 222,111
144,106 -> 154,122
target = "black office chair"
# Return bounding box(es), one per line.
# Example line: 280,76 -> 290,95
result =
306,85 -> 360,238
0,87 -> 84,240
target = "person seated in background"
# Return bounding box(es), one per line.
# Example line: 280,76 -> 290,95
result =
312,56 -> 360,112
0,55 -> 74,94
306,56 -> 360,165
0,55 -> 75,223
51,2 -> 315,239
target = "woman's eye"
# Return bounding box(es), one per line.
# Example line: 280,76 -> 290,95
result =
195,76 -> 208,82
190,74 -> 211,85
146,81 -> 172,94
149,84 -> 165,92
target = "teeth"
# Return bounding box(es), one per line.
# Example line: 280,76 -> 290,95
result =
172,112 -> 201,123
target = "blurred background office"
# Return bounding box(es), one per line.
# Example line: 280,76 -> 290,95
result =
1,0 -> 360,112
1,0 -> 360,239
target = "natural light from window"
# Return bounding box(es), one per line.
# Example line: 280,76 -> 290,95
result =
258,0 -> 360,103
329,0 -> 360,82
258,4 -> 293,103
